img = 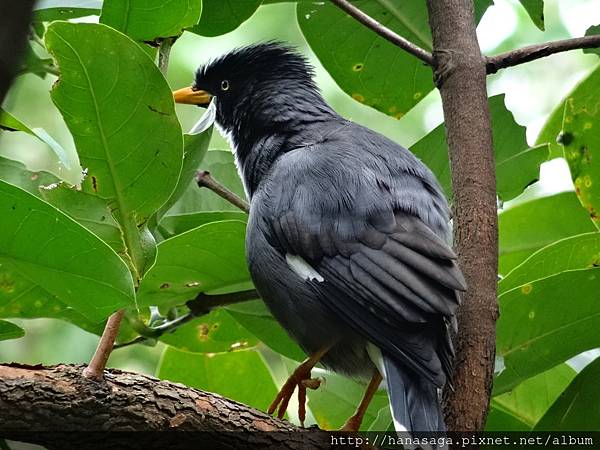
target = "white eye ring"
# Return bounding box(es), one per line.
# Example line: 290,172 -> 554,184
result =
221,80 -> 230,91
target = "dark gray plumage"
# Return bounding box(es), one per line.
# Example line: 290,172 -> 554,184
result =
190,42 -> 466,432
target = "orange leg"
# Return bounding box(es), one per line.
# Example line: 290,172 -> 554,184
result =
268,345 -> 331,426
340,370 -> 383,432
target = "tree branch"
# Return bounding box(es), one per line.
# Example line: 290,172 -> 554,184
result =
426,0 -> 498,433
114,290 -> 260,349
0,363 -> 337,450
330,0 -> 434,66
196,170 -> 250,213
486,35 -> 600,74
82,309 -> 125,380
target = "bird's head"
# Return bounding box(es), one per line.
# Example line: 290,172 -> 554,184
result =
173,42 -> 332,137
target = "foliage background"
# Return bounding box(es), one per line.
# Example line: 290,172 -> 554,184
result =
1,0 -> 600,432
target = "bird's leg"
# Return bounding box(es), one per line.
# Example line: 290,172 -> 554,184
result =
268,345 -> 331,424
340,370 -> 383,432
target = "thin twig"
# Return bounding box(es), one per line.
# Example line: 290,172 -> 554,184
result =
82,309 -> 125,380
157,37 -> 175,76
486,35 -> 600,74
196,170 -> 249,213
114,290 -> 259,349
330,0 -> 434,66
186,289 -> 259,316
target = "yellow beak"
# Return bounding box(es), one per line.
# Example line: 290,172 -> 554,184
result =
172,86 -> 212,106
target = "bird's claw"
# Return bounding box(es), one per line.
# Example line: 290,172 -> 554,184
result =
267,369 -> 324,426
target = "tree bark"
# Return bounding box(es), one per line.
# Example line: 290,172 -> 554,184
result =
0,363 -> 338,450
426,0 -> 499,433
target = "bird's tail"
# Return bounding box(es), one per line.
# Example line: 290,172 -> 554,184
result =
383,354 -> 445,433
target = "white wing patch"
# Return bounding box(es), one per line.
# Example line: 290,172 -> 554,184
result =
285,254 -> 324,282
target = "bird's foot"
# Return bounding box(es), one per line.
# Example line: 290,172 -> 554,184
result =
268,364 -> 324,426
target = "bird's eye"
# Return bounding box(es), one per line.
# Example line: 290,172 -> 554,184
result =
221,80 -> 230,91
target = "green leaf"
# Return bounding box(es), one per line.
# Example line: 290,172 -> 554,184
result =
498,192 -> 596,275
190,0 -> 261,37
158,211 -> 248,238
537,65 -> 600,159
0,320 -> 25,341
157,346 -> 278,411
152,127 -> 213,228
495,267 -> 600,394
583,25 -> 600,57
100,0 -> 202,41
169,149 -> 246,215
561,70 -> 600,230
159,308 -> 258,353
227,300 -> 306,362
306,370 -> 389,430
45,22 -> 183,274
0,180 -> 135,323
412,95 -> 548,201
0,157 -> 60,197
40,185 -> 127,256
518,0 -> 545,31
34,1 -> 101,21
488,364 -> 576,431
297,0 -> 492,118
500,232 -> 600,294
137,220 -> 250,308
534,357 -> 600,431
0,108 -> 70,168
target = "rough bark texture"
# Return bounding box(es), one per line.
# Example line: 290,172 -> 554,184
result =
425,0 -> 499,434
0,363 -> 338,450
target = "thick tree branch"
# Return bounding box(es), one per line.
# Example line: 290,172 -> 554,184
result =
330,0 -> 434,66
0,364 -> 338,450
486,35 -> 600,74
426,0 -> 498,433
196,170 -> 250,213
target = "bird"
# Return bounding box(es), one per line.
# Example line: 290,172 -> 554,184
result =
173,42 -> 466,433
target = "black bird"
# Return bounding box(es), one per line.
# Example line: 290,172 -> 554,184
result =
173,42 -> 466,432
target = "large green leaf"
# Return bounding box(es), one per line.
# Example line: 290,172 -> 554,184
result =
487,364 -> 575,431
100,0 -> 202,41
0,180 -> 135,323
495,267 -> 600,394
157,346 -> 278,411
500,232 -> 600,294
0,157 -> 60,197
34,1 -> 101,21
561,69 -> 600,230
137,220 -> 250,308
45,22 -> 183,274
190,0 -> 262,37
306,370 -> 389,430
158,211 -> 248,239
534,357 -> 600,431
1,109 -> 70,168
498,192 -> 596,275
518,0 -> 544,31
297,0 -> 492,118
152,128 -> 213,228
226,300 -> 306,362
160,308 -> 258,353
40,185 -> 127,256
0,320 -> 25,341
412,95 -> 548,201
169,149 -> 246,215
537,65 -> 600,159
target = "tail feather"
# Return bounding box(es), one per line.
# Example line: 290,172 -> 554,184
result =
383,354 -> 446,433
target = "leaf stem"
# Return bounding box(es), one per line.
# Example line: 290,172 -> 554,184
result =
157,37 -> 175,77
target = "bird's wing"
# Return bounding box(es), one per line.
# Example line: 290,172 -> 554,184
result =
257,139 -> 465,385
